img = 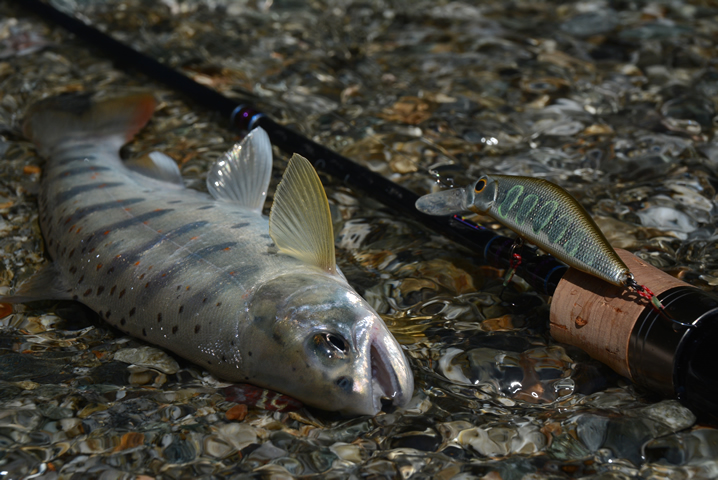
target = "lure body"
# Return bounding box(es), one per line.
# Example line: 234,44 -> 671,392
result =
416,174 -> 630,286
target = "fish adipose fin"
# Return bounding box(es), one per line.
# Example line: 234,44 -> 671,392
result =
0,262 -> 74,304
125,151 -> 184,186
206,127 -> 272,211
23,92 -> 156,157
269,154 -> 337,275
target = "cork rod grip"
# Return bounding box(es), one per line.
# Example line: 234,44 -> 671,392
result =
549,249 -> 689,379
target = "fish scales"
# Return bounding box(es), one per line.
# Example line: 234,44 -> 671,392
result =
40,148 -> 306,368
14,92 -> 413,415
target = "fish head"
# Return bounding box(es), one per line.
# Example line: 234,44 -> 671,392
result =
468,175 -> 499,214
245,274 -> 414,416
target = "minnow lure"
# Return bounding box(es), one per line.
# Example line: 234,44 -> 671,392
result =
4,92 -> 414,415
416,174 -> 669,313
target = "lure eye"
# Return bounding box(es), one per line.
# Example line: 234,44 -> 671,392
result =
474,179 -> 487,194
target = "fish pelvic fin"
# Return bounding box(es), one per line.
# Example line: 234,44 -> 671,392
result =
269,154 -> 337,275
0,262 -> 75,304
125,151 -> 184,186
22,92 -> 156,157
207,127 -> 273,211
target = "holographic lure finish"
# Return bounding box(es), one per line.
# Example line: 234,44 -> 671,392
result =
416,174 -> 630,286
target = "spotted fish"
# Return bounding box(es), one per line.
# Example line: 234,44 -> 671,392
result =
9,92 -> 413,415
416,174 -> 630,286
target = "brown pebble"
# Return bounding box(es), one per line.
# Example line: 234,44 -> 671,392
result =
226,404 -> 248,421
114,432 -> 145,452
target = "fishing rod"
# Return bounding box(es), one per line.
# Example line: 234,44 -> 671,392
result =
18,0 -> 718,423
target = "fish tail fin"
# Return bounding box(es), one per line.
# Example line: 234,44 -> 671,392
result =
22,92 -> 156,156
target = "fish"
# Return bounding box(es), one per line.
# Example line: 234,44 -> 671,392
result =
415,174 -> 630,287
7,92 -> 413,416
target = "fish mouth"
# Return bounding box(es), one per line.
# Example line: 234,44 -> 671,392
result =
370,340 -> 411,414
415,186 -> 471,216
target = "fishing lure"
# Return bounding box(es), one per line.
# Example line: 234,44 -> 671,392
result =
416,174 -> 672,316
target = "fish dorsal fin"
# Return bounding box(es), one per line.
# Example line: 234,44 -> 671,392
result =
0,262 -> 75,304
207,127 -> 272,211
125,151 -> 184,186
269,154 -> 337,275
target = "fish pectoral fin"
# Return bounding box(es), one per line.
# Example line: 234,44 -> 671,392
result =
269,154 -> 337,275
206,127 -> 273,211
0,262 -> 76,304
125,151 -> 184,186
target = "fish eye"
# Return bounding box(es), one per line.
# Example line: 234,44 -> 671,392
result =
313,332 -> 349,359
474,179 -> 487,193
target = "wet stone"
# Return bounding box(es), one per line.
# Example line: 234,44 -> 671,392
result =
0,0 -> 717,477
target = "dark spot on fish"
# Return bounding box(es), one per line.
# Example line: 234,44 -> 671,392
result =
61,246 -> 67,256
100,209 -> 173,233
230,340 -> 234,346
248,351 -> 252,356
68,248 -> 75,258
54,182 -> 124,205
142,328 -> 147,337
216,302 -> 222,307
72,295 -> 78,301
167,200 -> 182,204
105,310 -> 111,319
107,267 -> 114,274
51,165 -> 111,182
98,310 -> 103,317
221,355 -> 226,362
260,234 -> 271,239
179,306 -> 184,314
202,298 -> 207,303
71,197 -> 143,220
176,285 -> 181,291
120,318 -> 126,326
119,289 -> 126,298
244,377 -> 249,380
172,326 -> 178,334
129,307 -> 136,317
194,242 -> 238,257
207,360 -> 212,365
157,313 -> 162,323
197,205 -> 214,210
96,286 -> 104,295
145,282 -> 150,288
78,275 -> 84,284
69,266 -> 77,274
231,223 -> 249,229
49,238 -> 53,246
88,248 -> 95,253
139,273 -> 145,280
110,285 -> 116,295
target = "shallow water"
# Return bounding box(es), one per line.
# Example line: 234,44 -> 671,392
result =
1,0 -> 718,478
